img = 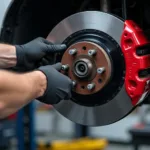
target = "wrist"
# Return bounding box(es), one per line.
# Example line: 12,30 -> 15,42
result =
15,45 -> 25,68
27,71 -> 47,98
34,71 -> 47,97
0,44 -> 17,68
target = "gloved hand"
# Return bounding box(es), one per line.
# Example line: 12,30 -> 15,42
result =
15,37 -> 66,71
37,63 -> 72,104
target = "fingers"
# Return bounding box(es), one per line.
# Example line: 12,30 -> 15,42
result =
46,44 -> 67,53
40,58 -> 50,66
51,63 -> 62,71
36,37 -> 67,53
37,37 -> 67,53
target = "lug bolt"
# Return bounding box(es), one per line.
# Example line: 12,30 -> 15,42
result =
97,67 -> 105,74
69,49 -> 77,55
72,81 -> 77,87
61,65 -> 69,71
88,49 -> 97,56
87,83 -> 95,90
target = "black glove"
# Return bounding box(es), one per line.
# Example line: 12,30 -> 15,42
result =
37,63 -> 72,104
15,37 -> 66,71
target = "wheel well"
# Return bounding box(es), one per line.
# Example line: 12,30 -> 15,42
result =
1,0 -> 150,44
0,0 -> 77,44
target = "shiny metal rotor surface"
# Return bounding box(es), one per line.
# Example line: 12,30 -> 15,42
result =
47,11 -> 134,126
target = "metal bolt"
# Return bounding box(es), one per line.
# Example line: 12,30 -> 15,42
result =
72,81 -> 77,87
69,49 -> 77,55
88,49 -> 97,56
97,67 -> 105,74
61,65 -> 69,71
87,83 -> 95,90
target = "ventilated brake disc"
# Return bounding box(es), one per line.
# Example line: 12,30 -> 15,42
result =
47,11 -> 150,126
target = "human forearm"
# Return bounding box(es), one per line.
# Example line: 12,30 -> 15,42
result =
0,44 -> 16,68
0,70 -> 46,118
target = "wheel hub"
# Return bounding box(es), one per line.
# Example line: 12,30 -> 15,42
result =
73,57 -> 93,79
61,41 -> 112,95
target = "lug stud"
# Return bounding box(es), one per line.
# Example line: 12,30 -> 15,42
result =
97,67 -> 105,74
87,83 -> 95,90
61,65 -> 69,71
88,49 -> 97,56
72,81 -> 77,87
69,49 -> 77,55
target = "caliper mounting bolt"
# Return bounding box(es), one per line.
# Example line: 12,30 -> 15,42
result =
87,83 -> 95,90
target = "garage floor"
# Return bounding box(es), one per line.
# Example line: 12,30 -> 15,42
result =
37,135 -> 150,150
10,144 -> 150,150
35,111 -> 150,150
107,145 -> 150,150
8,110 -> 150,150
9,134 -> 150,150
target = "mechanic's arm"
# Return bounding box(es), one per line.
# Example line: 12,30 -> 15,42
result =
0,37 -> 66,69
0,63 -> 72,119
0,69 -> 46,118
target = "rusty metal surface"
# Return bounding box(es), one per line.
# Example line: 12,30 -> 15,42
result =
61,41 -> 112,95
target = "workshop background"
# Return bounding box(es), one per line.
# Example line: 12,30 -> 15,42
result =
0,0 -> 150,150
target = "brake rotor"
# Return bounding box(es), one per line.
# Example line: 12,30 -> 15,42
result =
47,11 -> 134,126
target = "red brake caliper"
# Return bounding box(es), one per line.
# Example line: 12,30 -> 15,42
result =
121,20 -> 150,105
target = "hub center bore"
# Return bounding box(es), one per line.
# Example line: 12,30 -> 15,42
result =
73,57 -> 93,79
75,61 -> 88,76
